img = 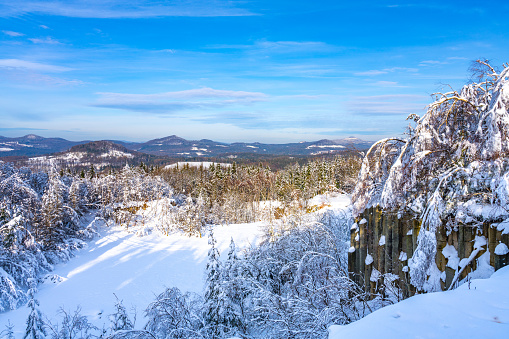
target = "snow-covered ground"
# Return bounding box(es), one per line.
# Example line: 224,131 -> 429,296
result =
329,265 -> 509,339
0,219 -> 264,335
165,161 -> 231,169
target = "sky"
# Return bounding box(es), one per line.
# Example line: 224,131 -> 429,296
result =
1,0 -> 509,143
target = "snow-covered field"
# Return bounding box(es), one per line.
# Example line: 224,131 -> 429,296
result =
329,265 -> 509,339
1,192 -> 507,338
0,219 -> 264,335
165,162 -> 232,169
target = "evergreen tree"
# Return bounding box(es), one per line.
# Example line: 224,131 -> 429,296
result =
88,165 -> 95,179
222,238 -> 246,334
204,229 -> 222,337
24,281 -> 46,339
39,170 -> 64,249
2,321 -> 15,339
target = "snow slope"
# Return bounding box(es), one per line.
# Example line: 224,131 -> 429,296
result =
329,265 -> 509,339
0,220 -> 264,335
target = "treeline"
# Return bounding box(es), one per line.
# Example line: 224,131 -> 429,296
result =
157,155 -> 361,227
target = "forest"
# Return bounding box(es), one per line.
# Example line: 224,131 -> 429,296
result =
0,153 -> 375,338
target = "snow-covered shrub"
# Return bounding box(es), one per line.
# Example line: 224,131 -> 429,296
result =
144,287 -> 204,339
352,61 -> 509,290
218,207 -> 379,338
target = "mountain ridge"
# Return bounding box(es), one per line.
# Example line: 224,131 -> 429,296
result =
0,134 -> 374,158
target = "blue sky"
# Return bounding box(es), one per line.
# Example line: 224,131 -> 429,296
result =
1,0 -> 508,143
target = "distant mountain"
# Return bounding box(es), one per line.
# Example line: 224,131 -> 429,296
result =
128,135 -> 373,157
0,134 -> 374,160
333,137 -> 374,149
0,134 -> 88,157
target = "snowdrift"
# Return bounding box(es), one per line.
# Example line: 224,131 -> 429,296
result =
329,264 -> 509,339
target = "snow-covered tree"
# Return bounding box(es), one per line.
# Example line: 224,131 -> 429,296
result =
109,295 -> 135,333
144,287 -> 203,339
352,60 -> 509,290
203,229 -> 222,335
39,169 -> 65,249
23,280 -> 46,339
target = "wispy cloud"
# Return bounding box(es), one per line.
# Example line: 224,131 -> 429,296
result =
2,30 -> 24,37
347,94 -> 427,116
355,70 -> 388,76
39,24 -> 50,29
419,60 -> 444,66
354,67 -> 418,76
0,0 -> 256,18
0,59 -> 73,72
371,80 -> 407,88
28,37 -> 62,44
93,88 -> 267,114
207,39 -> 337,55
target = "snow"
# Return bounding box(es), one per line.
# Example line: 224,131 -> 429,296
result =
370,268 -> 380,282
99,150 -> 134,158
399,251 -> 407,261
365,254 -> 373,265
442,244 -> 459,269
359,218 -> 367,225
379,235 -> 386,246
493,220 -> 509,235
165,162 -> 232,169
495,243 -> 509,256
308,193 -> 351,208
0,148 -> 14,151
58,152 -> 86,161
329,265 -> 509,339
0,217 -> 264,335
306,145 -> 345,149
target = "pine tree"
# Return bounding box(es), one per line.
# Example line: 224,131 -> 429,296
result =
222,238 -> 245,334
204,229 -> 223,337
1,320 -> 15,339
39,169 -> 64,249
24,281 -> 46,339
88,165 -> 95,179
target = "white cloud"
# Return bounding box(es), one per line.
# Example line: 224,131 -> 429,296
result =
28,37 -> 62,44
6,72 -> 84,86
93,88 -> 268,114
355,70 -> 388,76
39,24 -> 50,29
0,59 -> 73,72
354,67 -> 418,76
418,60 -> 446,66
0,0 -> 255,18
207,39 -> 336,54
2,30 -> 24,37
347,94 -> 427,116
372,81 -> 407,88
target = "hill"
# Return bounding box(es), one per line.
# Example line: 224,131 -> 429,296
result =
0,134 -> 86,157
25,140 -> 165,172
129,135 -> 372,157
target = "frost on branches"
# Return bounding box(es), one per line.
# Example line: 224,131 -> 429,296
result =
352,61 -> 509,291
